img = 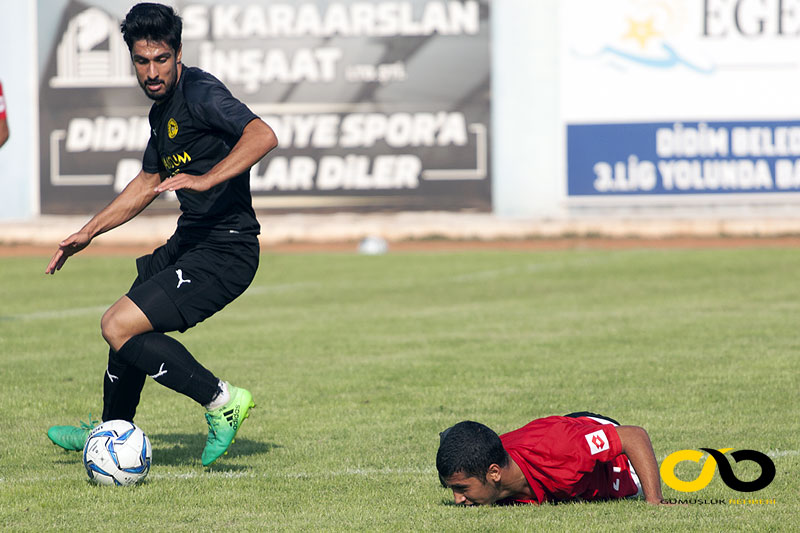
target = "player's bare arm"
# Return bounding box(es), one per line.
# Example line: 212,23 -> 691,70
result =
45,169 -> 164,274
0,117 -> 8,148
154,118 -> 277,194
615,425 -> 665,505
0,81 -> 8,148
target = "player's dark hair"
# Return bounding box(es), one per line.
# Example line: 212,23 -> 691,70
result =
120,3 -> 182,54
436,421 -> 509,486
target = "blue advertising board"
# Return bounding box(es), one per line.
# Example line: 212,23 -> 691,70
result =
568,121 -> 800,196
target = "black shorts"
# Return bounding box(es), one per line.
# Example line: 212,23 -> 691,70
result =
126,234 -> 259,333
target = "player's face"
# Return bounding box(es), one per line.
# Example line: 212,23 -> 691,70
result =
444,472 -> 501,506
131,40 -> 182,102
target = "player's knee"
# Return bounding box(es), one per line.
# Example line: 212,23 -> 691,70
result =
102,301 -> 154,352
101,307 -> 130,351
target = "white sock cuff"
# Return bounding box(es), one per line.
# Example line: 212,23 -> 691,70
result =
204,380 -> 230,410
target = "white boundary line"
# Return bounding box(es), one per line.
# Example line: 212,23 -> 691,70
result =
2,283 -> 320,322
0,467 -> 437,485
244,282 -> 322,296
765,450 -> 800,458
2,305 -> 107,322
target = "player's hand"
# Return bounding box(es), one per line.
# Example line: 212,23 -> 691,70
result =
154,172 -> 214,194
45,231 -> 92,274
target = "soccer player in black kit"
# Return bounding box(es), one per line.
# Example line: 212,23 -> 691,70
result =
46,3 -> 278,466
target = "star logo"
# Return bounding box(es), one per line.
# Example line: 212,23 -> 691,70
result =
623,17 -> 661,49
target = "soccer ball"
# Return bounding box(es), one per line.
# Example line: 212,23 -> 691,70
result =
82,420 -> 152,486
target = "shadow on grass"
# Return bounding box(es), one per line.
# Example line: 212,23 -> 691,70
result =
53,454 -> 82,465
149,432 -> 282,466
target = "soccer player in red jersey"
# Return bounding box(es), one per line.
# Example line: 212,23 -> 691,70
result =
436,412 -> 666,506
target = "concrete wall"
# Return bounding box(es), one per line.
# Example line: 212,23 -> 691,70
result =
491,0 -> 561,218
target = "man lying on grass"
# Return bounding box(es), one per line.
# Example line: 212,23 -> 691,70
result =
436,412 -> 666,506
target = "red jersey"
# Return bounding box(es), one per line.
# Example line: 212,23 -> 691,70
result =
0,82 -> 6,120
499,416 -> 639,504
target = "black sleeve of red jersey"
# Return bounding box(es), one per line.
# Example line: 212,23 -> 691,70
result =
183,73 -> 258,138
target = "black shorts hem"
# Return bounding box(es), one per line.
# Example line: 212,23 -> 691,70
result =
127,280 -> 189,333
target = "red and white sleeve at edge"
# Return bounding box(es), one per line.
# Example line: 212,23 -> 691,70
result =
0,82 -> 7,120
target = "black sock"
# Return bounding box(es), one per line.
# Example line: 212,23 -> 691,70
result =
102,347 -> 147,422
116,332 -> 221,406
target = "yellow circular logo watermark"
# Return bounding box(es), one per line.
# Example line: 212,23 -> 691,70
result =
167,118 -> 179,139
660,448 -> 775,493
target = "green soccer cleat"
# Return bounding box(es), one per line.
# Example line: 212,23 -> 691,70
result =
202,384 -> 255,466
47,415 -> 98,451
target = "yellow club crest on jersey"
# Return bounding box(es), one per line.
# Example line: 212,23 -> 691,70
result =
167,118 -> 179,139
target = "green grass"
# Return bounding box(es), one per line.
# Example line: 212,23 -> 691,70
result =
0,246 -> 797,531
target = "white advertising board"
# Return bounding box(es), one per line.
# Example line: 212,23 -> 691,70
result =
561,0 -> 800,201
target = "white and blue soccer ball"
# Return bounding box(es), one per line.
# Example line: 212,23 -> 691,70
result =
82,420 -> 152,486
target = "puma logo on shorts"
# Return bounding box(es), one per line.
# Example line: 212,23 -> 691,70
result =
176,269 -> 192,288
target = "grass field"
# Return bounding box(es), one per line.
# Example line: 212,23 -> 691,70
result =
1,244 -> 797,531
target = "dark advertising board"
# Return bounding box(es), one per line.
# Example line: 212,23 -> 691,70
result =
38,1 -> 491,214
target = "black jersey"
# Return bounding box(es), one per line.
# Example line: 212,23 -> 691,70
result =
142,66 -> 260,240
